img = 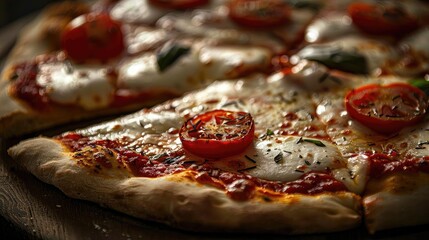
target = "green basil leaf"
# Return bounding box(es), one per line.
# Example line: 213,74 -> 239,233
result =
157,44 -> 191,72
410,78 -> 429,96
303,139 -> 326,147
286,0 -> 322,11
302,49 -> 369,74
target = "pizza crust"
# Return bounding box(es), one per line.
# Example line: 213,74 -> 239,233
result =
363,173 -> 429,233
8,137 -> 362,234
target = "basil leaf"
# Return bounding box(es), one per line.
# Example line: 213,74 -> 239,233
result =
410,78 -> 429,96
301,49 -> 369,74
303,139 -> 326,147
157,44 -> 191,72
287,0 -> 322,11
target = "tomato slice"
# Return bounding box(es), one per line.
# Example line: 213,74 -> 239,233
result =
179,110 -> 255,159
148,0 -> 209,9
228,0 -> 291,28
345,83 -> 428,134
60,13 -> 124,62
348,2 -> 419,36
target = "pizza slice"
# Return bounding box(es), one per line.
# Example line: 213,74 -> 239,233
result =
8,73 -> 362,234
3,0 -> 320,137
300,0 -> 429,77
306,65 -> 429,233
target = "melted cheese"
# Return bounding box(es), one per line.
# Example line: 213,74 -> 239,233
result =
296,36 -> 398,73
117,48 -> 204,92
157,9 -> 287,54
305,14 -> 358,43
77,74 -> 364,193
125,26 -> 169,55
243,135 -> 344,182
405,28 -> 429,56
110,0 -> 170,25
283,60 -> 339,91
199,45 -> 271,80
36,62 -> 114,109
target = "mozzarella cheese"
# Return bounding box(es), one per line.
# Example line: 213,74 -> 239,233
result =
296,36 -> 398,73
156,9 -> 287,54
36,61 -> 114,110
117,48 -> 205,92
110,0 -> 170,25
305,14 -> 358,43
199,45 -> 271,80
125,26 -> 169,55
243,135 -> 344,182
77,74 -> 366,193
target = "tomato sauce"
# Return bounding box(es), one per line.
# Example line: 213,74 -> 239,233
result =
8,54 -> 180,111
58,133 -> 348,201
367,152 -> 429,178
11,61 -> 51,111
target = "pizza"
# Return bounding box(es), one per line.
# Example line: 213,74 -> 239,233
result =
0,0 -> 316,137
4,0 -> 429,236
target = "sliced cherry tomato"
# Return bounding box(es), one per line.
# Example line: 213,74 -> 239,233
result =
148,0 -> 209,9
345,83 -> 428,134
348,2 -> 419,36
179,110 -> 255,159
60,13 -> 124,62
228,0 -> 291,28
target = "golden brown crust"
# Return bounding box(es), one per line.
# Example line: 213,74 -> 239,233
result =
363,173 -> 429,233
8,137 -> 362,234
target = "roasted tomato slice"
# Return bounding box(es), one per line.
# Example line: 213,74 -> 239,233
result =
348,2 -> 419,36
345,83 -> 428,134
60,13 -> 124,62
228,0 -> 291,28
148,0 -> 209,9
179,110 -> 255,159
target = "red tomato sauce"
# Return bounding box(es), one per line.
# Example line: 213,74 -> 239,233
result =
8,55 -> 180,111
367,152 -> 429,178
57,133 -> 348,201
10,61 -> 51,111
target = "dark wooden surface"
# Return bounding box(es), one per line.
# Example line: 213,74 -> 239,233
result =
1,12 -> 429,240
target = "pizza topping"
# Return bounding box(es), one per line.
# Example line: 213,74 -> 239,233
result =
148,0 -> 209,9
410,78 -> 429,96
296,137 -> 326,147
57,133 -> 348,200
297,46 -> 369,74
157,44 -> 191,72
345,83 -> 428,134
9,61 -> 50,111
110,0 -> 170,24
179,110 -> 255,159
305,13 -> 357,43
117,48 -> 204,92
348,2 -> 419,36
36,60 -> 115,110
367,152 -> 429,178
61,13 -> 125,62
228,0 -> 291,28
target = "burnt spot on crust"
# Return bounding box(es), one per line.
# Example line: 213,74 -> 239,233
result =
72,145 -> 128,175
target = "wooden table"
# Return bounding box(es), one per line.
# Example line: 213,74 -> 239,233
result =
1,11 -> 429,240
